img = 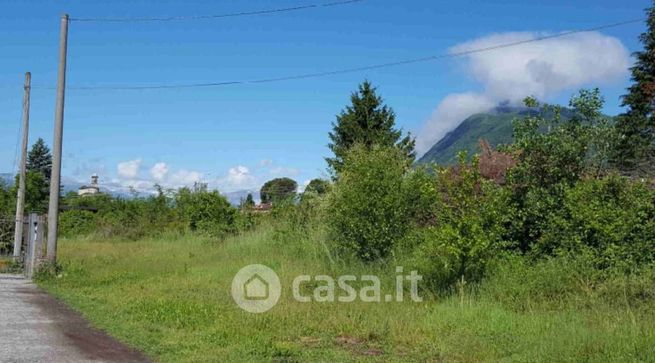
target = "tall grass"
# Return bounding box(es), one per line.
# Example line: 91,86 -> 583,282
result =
39,222 -> 655,362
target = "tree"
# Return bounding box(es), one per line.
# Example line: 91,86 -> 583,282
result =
614,3 -> 655,174
327,81 -> 415,176
303,178 -> 330,196
327,145 -> 412,260
260,178 -> 298,203
27,138 -> 52,183
506,90 -> 616,251
242,193 -> 255,209
14,138 -> 53,214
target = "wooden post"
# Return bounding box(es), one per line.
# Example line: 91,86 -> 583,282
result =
46,14 -> 69,264
13,72 -> 31,257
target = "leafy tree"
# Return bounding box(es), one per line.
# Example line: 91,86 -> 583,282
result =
327,81 -> 415,176
304,178 -> 330,196
614,4 -> 655,174
21,171 -> 49,213
326,145 -> 411,260
260,178 -> 297,203
506,90 -> 617,251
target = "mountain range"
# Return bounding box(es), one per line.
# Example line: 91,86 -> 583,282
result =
417,104 -> 587,165
418,105 -> 536,165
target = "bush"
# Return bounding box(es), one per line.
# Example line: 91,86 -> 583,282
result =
407,154 -> 513,290
175,188 -> 237,238
538,175 -> 655,272
327,145 -> 411,260
505,90 -> 618,251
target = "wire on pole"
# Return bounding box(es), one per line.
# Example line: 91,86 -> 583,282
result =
32,17 -> 645,91
70,0 -> 366,22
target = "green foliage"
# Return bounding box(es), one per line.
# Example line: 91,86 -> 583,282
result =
327,81 -> 415,175
59,187 -> 241,240
407,153 -> 513,290
175,187 -> 237,238
539,175 -> 655,272
506,90 -> 617,251
12,170 -> 49,214
326,145 -> 411,260
242,193 -> 255,209
614,3 -> 655,172
0,179 -> 14,219
27,138 -> 52,182
15,138 -> 53,214
260,177 -> 298,203
304,178 -> 330,196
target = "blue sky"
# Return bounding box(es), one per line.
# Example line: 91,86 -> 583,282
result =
0,0 -> 650,193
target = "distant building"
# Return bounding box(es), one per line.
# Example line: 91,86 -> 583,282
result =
78,174 -> 101,196
253,202 -> 273,213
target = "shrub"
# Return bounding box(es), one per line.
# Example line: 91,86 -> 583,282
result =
505,90 -> 618,251
326,145 -> 411,260
407,154 -> 513,290
175,188 -> 237,238
538,175 -> 655,272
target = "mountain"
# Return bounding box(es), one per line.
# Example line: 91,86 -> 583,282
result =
418,105 -> 539,165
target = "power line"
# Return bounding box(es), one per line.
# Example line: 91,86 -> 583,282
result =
36,17 -> 645,91
70,0 -> 366,23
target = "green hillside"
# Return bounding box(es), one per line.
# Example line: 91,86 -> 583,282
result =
418,106 -> 536,165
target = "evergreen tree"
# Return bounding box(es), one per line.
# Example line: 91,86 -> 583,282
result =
243,193 -> 255,209
27,138 -> 52,183
614,3 -> 655,173
327,81 -> 415,176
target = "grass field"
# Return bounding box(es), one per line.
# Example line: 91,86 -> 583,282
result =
39,225 -> 655,362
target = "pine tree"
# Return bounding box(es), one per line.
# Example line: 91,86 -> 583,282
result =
614,3 -> 655,173
26,138 -> 52,184
327,81 -> 415,175
22,138 -> 52,213
243,193 -> 255,208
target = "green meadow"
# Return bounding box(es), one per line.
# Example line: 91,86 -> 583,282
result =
39,225 -> 655,362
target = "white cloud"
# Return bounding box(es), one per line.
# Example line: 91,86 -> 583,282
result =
215,165 -> 257,192
416,31 -> 630,155
117,159 -> 141,179
416,93 -> 496,153
169,169 -> 203,186
150,162 -> 169,182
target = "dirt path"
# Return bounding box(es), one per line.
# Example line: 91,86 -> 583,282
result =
0,274 -> 150,363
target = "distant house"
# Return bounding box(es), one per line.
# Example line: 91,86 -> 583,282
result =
78,174 -> 101,196
253,202 -> 273,213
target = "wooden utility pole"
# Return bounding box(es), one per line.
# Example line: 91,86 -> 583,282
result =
13,72 -> 31,258
46,14 -> 69,264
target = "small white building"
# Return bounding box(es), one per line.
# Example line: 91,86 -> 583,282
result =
78,174 -> 100,196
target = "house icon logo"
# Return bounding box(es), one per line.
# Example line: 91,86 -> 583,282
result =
244,274 -> 269,300
231,264 -> 281,313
